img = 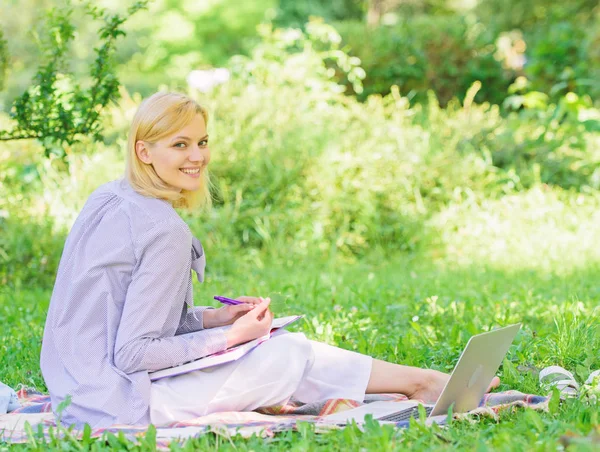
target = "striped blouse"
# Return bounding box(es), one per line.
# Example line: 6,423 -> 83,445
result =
40,178 -> 227,428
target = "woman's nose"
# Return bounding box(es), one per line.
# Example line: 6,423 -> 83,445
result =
189,145 -> 206,163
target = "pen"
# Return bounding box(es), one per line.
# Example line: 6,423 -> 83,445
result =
214,295 -> 285,306
214,296 -> 251,306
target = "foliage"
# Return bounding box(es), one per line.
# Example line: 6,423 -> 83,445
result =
524,20 -> 600,101
0,27 -> 7,92
0,217 -> 64,290
3,1 -> 598,111
473,0 -> 600,104
474,0 -> 599,34
0,1 -> 147,158
275,0 -> 365,28
450,81 -> 600,192
334,16 -> 512,105
114,0 -> 276,96
1,18 -> 598,264
184,26 -> 599,255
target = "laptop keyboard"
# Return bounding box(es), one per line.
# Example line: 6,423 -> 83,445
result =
377,405 -> 433,422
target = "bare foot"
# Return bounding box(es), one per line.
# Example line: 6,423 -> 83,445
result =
408,371 -> 501,403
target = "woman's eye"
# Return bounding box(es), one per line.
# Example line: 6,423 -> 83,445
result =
199,140 -> 208,147
174,142 -> 187,149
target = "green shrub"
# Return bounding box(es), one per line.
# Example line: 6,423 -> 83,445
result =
0,27 -> 7,92
474,0 -> 598,35
114,0 -> 277,96
2,20 -> 599,264
198,22 -> 598,255
275,0 -> 364,28
473,1 -> 600,103
334,16 -> 512,105
0,216 -> 64,289
524,21 -> 600,101
0,135 -> 65,289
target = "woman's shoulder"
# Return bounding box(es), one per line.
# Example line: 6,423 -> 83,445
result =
87,179 -> 191,238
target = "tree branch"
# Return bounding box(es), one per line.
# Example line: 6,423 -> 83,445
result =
0,134 -> 42,141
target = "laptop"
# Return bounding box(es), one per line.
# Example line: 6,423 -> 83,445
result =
323,323 -> 521,424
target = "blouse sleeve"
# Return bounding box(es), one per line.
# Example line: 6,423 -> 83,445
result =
175,306 -> 212,334
113,219 -> 227,374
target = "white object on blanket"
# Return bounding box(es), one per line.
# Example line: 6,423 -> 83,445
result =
0,381 -> 21,414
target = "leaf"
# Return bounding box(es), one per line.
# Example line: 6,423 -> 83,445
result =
548,387 -> 560,415
523,408 -> 545,433
582,120 -> 600,132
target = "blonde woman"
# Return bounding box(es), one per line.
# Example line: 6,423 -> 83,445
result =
41,92 -> 496,428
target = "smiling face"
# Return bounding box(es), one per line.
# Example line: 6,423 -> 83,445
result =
135,114 -> 210,192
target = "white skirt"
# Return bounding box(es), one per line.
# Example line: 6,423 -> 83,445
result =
150,332 -> 373,424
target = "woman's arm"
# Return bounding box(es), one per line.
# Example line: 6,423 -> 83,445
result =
176,306 -> 214,333
112,219 -> 227,374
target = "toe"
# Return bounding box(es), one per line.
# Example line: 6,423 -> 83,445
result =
487,376 -> 501,391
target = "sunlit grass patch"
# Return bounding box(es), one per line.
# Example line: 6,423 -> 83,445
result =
431,186 -> 600,272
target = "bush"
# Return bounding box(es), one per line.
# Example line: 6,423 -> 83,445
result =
474,0 -> 598,35
275,0 -> 364,28
488,94 -> 600,190
0,27 -> 7,92
334,16 -> 512,105
0,216 -> 65,289
2,20 -> 599,265
474,0 -> 600,104
524,21 -> 600,101
114,0 -> 276,96
198,22 -> 599,256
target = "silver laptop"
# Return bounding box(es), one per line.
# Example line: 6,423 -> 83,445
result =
323,323 -> 521,424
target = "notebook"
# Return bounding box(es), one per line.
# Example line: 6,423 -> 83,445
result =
149,315 -> 303,381
322,323 -> 521,424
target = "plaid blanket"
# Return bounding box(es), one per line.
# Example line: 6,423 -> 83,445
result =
1,387 -> 549,448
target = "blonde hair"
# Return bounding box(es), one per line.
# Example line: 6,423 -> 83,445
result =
126,92 -> 211,210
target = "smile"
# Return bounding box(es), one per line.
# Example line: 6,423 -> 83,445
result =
180,168 -> 201,174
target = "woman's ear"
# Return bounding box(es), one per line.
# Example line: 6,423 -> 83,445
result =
135,140 -> 152,164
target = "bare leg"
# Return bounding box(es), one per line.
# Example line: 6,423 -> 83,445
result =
366,359 -> 500,402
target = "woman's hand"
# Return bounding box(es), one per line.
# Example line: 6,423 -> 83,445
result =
225,298 -> 273,348
203,296 -> 269,329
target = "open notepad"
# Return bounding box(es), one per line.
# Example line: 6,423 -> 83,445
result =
149,315 -> 303,381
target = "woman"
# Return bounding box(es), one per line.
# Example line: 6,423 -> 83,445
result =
41,92 -> 493,428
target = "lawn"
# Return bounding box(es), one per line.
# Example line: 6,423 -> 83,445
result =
1,188 -> 599,450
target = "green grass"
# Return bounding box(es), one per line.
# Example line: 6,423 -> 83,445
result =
2,184 -> 600,450
1,248 -> 599,450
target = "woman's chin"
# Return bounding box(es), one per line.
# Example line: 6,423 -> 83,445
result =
179,181 -> 202,192
168,175 -> 202,192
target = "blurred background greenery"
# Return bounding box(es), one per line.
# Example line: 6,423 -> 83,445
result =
0,0 -> 599,287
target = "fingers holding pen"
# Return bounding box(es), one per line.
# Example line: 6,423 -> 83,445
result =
226,297 -> 273,347
228,303 -> 254,315
236,296 -> 271,307
251,297 -> 272,321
